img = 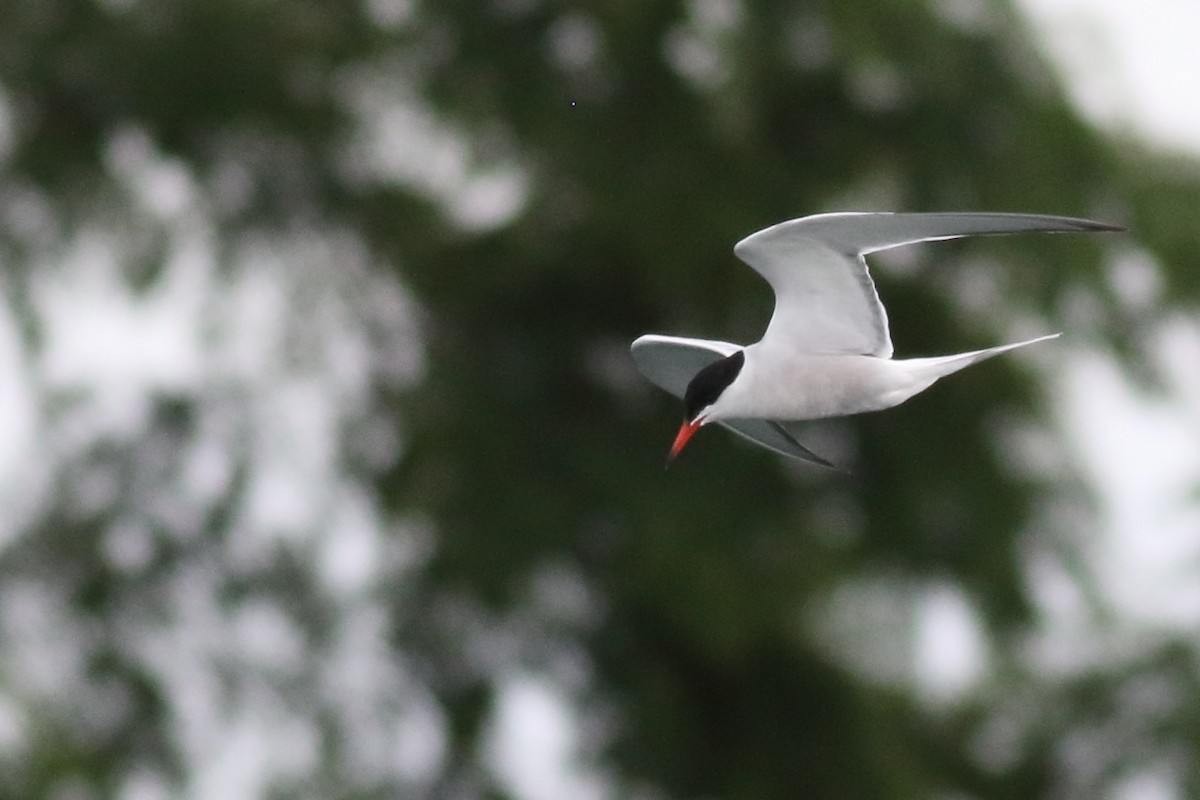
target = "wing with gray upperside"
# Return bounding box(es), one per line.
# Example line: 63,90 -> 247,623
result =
630,334 -> 840,468
733,212 -> 1122,359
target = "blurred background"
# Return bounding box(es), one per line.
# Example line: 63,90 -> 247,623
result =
1,0 -> 1198,798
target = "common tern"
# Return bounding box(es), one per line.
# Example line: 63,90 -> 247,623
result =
630,212 -> 1121,468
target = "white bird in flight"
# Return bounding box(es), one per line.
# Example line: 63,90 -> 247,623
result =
630,211 -> 1122,468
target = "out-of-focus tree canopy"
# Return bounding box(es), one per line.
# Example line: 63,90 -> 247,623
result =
1,0 -> 1198,798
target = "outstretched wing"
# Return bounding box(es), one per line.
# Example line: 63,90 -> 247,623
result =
733,212 -> 1122,358
630,334 -> 839,468
629,334 -> 741,396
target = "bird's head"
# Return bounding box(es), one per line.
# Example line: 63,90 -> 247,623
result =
667,350 -> 745,464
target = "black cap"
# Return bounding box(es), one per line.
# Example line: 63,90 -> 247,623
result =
683,350 -> 745,422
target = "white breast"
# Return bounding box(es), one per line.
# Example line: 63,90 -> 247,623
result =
706,345 -> 922,422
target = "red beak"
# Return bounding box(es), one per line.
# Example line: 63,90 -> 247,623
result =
667,418 -> 702,465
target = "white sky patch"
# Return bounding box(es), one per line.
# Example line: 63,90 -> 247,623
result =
120,769 -> 175,800
341,81 -> 529,232
33,227 -> 210,415
189,714 -> 272,800
316,608 -> 448,789
240,376 -> 338,537
0,290 -> 39,550
106,127 -> 197,222
485,674 -> 606,800
808,575 -> 913,688
811,576 -> 989,706
1109,762 -> 1182,800
1017,0 -> 1200,155
912,583 -> 990,705
315,484 -> 386,597
1056,343 -> 1200,631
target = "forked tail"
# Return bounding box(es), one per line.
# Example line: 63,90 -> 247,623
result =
903,333 -> 1060,387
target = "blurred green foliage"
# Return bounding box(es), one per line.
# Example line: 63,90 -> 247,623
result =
2,0 -> 1199,798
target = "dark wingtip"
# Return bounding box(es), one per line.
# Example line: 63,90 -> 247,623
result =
1074,218 -> 1126,233
767,421 -> 850,473
1092,222 -> 1126,233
